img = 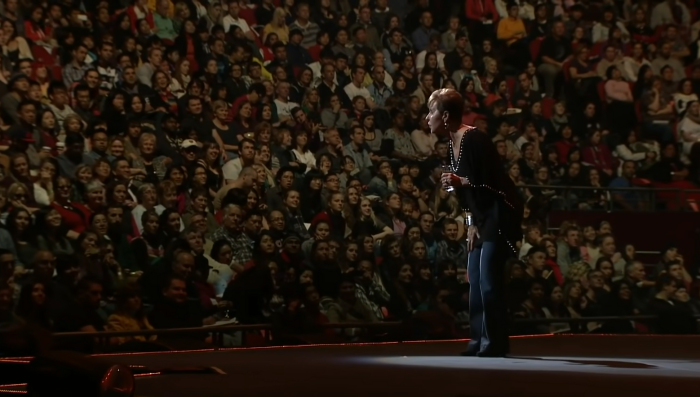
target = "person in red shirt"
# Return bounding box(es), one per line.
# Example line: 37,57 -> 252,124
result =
465,0 -> 499,45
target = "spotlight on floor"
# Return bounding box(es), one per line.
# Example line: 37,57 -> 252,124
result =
27,351 -> 135,397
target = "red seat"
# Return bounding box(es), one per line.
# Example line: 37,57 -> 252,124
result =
506,77 -> 516,98
597,81 -> 607,108
590,42 -> 604,57
31,45 -> 56,66
635,100 -> 643,121
541,97 -> 556,119
562,60 -> 572,82
529,38 -> 543,60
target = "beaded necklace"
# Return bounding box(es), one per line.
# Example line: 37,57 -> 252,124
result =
448,125 -> 470,173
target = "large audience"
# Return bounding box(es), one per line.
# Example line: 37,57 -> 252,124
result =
0,0 -> 699,352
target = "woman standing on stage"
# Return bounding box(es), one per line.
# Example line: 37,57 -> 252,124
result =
426,88 -> 523,357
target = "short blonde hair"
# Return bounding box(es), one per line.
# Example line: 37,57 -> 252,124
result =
138,132 -> 156,146
427,88 -> 463,122
212,100 -> 228,112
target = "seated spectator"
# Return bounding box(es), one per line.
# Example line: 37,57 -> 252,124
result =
622,261 -> 654,313
497,3 -> 529,72
512,279 -> 550,335
622,42 -> 651,83
537,21 -> 571,98
150,274 -> 215,336
596,46 -> 623,79
581,129 -> 617,180
609,160 -> 646,211
15,279 -> 51,330
646,273 -> 695,334
673,79 -> 698,115
568,45 -> 601,107
614,131 -> 659,174
604,66 -> 637,136
326,274 -> 379,328
677,100 -> 700,164
640,143 -> 700,210
106,285 -> 157,346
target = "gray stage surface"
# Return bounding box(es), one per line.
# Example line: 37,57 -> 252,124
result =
3,335 -> 699,396
108,335 -> 700,397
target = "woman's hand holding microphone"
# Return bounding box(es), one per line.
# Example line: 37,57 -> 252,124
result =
440,173 -> 470,190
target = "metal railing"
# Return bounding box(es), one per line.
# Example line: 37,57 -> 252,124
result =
521,183 -> 700,212
47,314 -> 699,352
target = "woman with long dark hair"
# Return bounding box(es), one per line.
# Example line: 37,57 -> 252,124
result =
15,280 -> 51,329
223,231 -> 276,324
6,208 -> 39,268
100,89 -> 129,136
35,207 -> 74,257
197,142 -> 223,198
159,208 -> 183,247
130,209 -> 166,270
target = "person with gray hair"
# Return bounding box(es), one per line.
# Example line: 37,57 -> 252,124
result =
130,183 -> 158,236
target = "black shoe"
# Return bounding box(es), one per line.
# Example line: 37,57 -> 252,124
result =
476,350 -> 509,358
459,349 -> 478,357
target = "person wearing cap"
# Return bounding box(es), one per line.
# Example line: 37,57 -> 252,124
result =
179,139 -> 201,168
0,72 -> 30,124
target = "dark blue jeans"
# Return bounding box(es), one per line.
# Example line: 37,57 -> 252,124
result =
466,237 -> 510,354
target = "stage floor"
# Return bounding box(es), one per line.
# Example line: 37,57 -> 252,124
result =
3,335 -> 699,397
108,335 -> 700,397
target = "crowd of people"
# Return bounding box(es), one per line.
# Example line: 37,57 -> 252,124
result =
0,0 -> 699,352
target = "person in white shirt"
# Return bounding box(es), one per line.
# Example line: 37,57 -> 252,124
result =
591,10 -> 630,44
677,101 -> 700,164
290,130 -> 317,173
622,42 -> 651,82
223,0 -> 256,41
273,81 -> 299,122
344,66 -> 375,108
650,0 -> 690,29
495,0 -> 534,20
222,139 -> 258,181
673,80 -> 698,115
309,48 -> 338,86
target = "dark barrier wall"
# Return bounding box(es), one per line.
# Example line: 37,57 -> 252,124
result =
547,212 -> 700,266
